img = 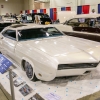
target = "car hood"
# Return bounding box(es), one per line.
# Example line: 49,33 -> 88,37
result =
20,36 -> 100,63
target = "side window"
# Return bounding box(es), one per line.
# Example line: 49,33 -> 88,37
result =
67,18 -> 79,26
68,18 -> 79,23
78,18 -> 85,23
3,30 -> 16,40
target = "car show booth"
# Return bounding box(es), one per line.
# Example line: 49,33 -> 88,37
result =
1,0 -> 100,100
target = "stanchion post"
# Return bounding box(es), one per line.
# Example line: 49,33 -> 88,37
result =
9,69 -> 15,100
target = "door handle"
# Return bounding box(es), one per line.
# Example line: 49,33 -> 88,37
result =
81,29 -> 84,31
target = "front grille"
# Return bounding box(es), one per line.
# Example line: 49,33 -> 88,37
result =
58,63 -> 99,70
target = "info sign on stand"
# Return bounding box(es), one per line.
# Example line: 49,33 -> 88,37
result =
0,54 -> 15,100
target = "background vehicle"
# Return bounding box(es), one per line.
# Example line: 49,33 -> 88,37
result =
55,14 -> 100,42
17,13 -> 52,24
0,15 -> 16,32
31,13 -> 52,24
63,14 -> 100,33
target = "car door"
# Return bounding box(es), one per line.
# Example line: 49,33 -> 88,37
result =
0,29 -> 18,61
85,27 -> 97,33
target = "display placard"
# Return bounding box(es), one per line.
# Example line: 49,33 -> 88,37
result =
14,77 -> 25,87
19,84 -> 33,96
45,93 -> 61,100
0,54 -> 12,74
6,71 -> 17,79
29,93 -> 45,100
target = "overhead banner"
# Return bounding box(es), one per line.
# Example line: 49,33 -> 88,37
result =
61,7 -> 71,11
98,4 -> 100,13
77,6 -> 82,14
40,9 -> 46,13
77,5 -> 90,14
50,8 -> 57,21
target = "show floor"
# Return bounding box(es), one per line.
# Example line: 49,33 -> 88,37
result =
0,83 -> 11,100
0,89 -> 8,100
1,65 -> 100,100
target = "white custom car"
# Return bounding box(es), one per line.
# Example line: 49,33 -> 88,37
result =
0,24 -> 100,81
1,15 -> 16,23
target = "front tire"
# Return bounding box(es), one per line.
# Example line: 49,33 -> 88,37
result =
24,61 -> 38,81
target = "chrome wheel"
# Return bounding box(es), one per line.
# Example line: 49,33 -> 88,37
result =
25,62 -> 33,79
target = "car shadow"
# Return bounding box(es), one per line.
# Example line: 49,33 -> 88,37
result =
41,70 -> 100,87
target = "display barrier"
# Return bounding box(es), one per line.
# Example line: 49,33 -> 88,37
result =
0,54 -> 15,100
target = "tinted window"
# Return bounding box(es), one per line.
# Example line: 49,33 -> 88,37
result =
3,30 -> 16,40
64,18 -> 79,26
69,18 -> 79,23
64,18 -> 97,27
18,27 -> 63,41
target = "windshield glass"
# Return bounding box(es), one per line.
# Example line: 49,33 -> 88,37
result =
37,14 -> 50,18
18,27 -> 63,41
27,15 -> 32,20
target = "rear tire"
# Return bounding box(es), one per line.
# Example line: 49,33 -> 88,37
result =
24,61 -> 38,81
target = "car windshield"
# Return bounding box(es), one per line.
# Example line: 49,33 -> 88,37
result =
18,27 -> 63,41
26,15 -> 32,21
40,14 -> 50,18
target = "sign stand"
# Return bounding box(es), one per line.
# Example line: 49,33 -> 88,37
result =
0,54 -> 15,100
9,68 -> 15,100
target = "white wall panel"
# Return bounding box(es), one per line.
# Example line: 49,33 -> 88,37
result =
50,0 -> 77,12
0,0 -> 24,15
89,5 -> 98,13
23,0 -> 29,10
37,9 -> 40,13
84,0 -> 99,13
50,0 -> 77,7
44,2 -> 50,9
46,8 -> 50,15
29,0 -> 35,10
85,0 -> 100,5
23,0 -> 100,13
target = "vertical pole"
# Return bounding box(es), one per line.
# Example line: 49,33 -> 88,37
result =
9,69 -> 15,100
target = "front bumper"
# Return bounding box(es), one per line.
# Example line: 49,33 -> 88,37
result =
36,67 -> 97,81
56,68 -> 96,77
35,63 -> 99,81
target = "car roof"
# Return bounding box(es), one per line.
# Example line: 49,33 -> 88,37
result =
7,23 -> 55,30
72,14 -> 100,19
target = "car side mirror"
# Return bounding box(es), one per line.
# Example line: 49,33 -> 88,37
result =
0,36 -> 3,39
